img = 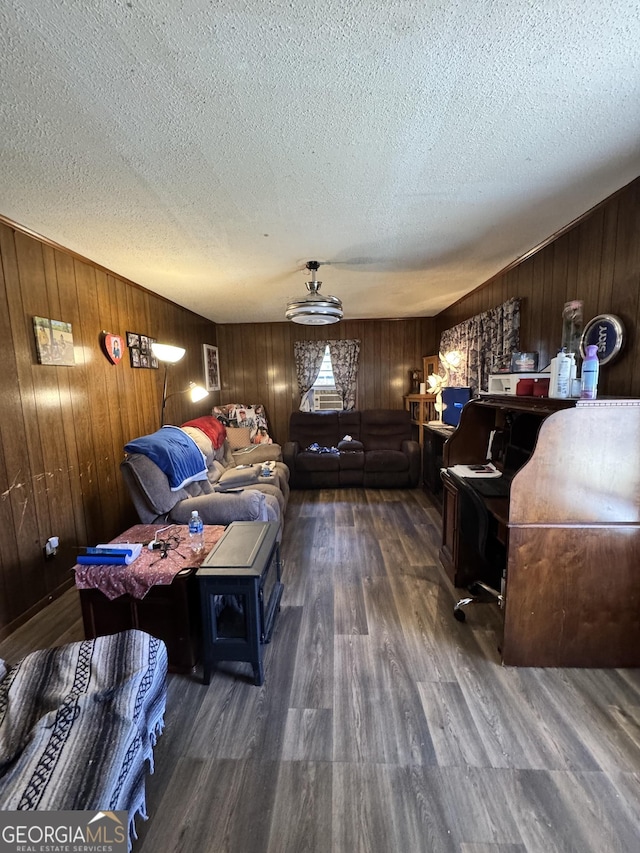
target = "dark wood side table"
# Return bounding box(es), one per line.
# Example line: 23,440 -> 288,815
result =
197,521 -> 283,686
75,523 -> 225,674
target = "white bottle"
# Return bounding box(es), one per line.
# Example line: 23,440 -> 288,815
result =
188,510 -> 205,553
549,349 -> 571,399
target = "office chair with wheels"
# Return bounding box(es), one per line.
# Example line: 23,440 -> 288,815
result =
447,470 -> 506,622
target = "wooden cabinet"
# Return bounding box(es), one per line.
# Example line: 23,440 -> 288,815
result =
423,423 -> 455,502
440,395 -> 640,667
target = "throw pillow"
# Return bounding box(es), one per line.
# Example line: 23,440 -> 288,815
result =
226,426 -> 252,450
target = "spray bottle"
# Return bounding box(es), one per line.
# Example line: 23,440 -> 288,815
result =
580,345 -> 600,399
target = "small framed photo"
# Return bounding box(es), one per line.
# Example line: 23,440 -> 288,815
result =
139,335 -> 149,354
130,347 -> 141,368
126,331 -> 140,349
203,344 -> 220,391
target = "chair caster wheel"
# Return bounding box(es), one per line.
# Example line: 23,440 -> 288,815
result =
453,608 -> 466,622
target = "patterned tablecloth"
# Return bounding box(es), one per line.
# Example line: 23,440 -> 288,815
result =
74,523 -> 226,600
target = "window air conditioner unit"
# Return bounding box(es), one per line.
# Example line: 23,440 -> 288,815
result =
313,390 -> 343,411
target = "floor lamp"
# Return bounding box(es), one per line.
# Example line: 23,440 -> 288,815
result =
151,342 -> 209,426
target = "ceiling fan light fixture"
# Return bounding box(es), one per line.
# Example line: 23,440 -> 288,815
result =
285,261 -> 343,325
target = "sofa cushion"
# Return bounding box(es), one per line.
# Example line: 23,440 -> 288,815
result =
360,409 -> 412,451
295,451 -> 340,473
289,411 -> 340,448
339,450 -> 364,470
338,410 -> 362,440
364,449 -> 409,473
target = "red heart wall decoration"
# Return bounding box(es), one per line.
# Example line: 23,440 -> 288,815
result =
101,332 -> 124,365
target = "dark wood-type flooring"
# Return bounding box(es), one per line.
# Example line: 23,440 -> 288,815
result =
2,489 -> 639,852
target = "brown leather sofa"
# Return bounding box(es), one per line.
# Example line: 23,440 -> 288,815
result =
283,409 -> 420,489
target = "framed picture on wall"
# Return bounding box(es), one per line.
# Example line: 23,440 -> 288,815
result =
33,316 -> 75,366
203,344 -> 220,391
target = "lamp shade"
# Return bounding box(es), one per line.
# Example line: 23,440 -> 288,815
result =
151,342 -> 186,363
161,381 -> 209,426
188,382 -> 209,403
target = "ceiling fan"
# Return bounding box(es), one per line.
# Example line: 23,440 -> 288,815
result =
285,261 -> 344,325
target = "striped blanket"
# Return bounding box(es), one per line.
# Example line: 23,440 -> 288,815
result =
0,630 -> 167,848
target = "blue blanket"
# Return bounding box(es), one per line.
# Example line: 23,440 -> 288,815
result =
125,426 -> 208,491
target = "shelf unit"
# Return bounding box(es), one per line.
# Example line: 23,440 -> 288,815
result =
403,393 -> 438,446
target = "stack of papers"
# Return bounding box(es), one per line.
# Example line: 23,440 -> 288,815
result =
77,543 -> 143,565
449,463 -> 502,479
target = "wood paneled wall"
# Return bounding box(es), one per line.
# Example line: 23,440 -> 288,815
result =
216,319 -> 437,445
436,177 -> 640,397
0,221 -> 218,638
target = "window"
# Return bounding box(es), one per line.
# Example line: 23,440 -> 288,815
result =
310,345 -> 343,411
294,339 -> 360,412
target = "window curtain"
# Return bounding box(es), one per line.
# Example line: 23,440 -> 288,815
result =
294,341 -> 327,411
328,339 -> 360,410
439,297 -> 521,392
293,339 -> 361,411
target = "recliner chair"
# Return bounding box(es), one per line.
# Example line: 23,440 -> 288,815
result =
120,452 -> 282,534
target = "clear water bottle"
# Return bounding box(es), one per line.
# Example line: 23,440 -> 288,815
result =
188,510 -> 204,554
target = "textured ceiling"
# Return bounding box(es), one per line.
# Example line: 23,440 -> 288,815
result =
2,1 -> 640,324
